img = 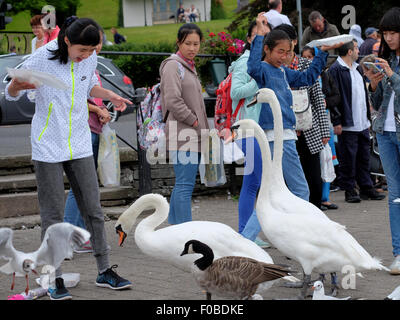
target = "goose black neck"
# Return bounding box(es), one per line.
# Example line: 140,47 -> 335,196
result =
194,244 -> 214,271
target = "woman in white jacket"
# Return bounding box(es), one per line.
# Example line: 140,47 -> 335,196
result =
6,17 -> 132,300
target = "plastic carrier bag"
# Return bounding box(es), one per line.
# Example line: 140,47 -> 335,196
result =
320,143 -> 336,183
97,123 -> 121,187
199,129 -> 227,187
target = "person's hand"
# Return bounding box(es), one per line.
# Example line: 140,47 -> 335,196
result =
219,128 -> 232,141
8,78 -> 36,96
108,92 -> 132,112
322,137 -> 329,145
193,119 -> 199,128
333,124 -> 342,135
97,107 -> 111,124
256,12 -> 268,36
320,41 -> 345,52
374,57 -> 394,78
363,66 -> 385,92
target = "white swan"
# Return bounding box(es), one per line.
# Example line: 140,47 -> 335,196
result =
230,88 -> 389,299
115,193 -> 298,294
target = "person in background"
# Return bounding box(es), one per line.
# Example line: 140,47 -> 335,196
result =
276,24 -> 331,211
301,11 -> 340,66
301,45 -> 341,210
230,19 -> 271,248
365,7 -> 400,275
177,4 -> 185,23
159,23 -> 209,224
360,27 -> 379,56
372,33 -> 382,56
349,24 -> 364,47
264,0 -> 292,29
30,14 -> 45,53
63,29 -> 111,254
111,27 -> 126,44
189,4 -> 199,22
329,39 -> 385,203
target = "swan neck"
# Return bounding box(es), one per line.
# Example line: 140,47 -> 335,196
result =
123,195 -> 168,233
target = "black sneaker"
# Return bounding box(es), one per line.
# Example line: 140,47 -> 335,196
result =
48,277 -> 72,300
95,265 -> 132,290
360,188 -> 386,200
345,189 -> 361,203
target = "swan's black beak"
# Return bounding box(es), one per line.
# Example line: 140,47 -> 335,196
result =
116,224 -> 127,247
180,249 -> 187,256
247,93 -> 259,108
225,124 -> 240,143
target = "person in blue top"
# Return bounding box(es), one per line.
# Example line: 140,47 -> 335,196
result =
230,19 -> 271,248
247,12 -> 342,204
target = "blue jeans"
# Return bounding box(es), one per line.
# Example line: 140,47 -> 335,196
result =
168,150 -> 200,225
64,132 -> 100,229
376,132 -> 400,256
240,138 -> 310,241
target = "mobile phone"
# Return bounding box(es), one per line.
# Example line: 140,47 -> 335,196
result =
363,62 -> 384,74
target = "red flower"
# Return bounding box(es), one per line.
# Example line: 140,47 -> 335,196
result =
227,46 -> 235,53
209,32 -> 216,38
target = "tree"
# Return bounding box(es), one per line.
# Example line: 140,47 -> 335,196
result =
8,0 -> 81,25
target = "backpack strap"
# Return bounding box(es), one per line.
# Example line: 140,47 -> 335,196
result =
232,98 -> 245,118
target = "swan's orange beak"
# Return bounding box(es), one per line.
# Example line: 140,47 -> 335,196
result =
224,131 -> 237,144
311,286 -> 316,290
116,225 -> 127,247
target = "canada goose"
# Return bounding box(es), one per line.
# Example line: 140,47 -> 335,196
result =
229,88 -> 389,299
0,223 -> 90,295
115,193 -> 298,294
181,239 -> 294,300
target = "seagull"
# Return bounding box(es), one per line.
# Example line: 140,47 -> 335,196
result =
311,281 -> 351,300
385,285 -> 400,300
0,222 -> 90,294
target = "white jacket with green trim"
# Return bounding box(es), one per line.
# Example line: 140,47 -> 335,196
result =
5,40 -> 99,163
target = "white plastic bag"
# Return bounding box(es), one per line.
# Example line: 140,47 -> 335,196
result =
320,144 -> 336,183
97,123 -> 121,187
199,130 -> 227,187
223,141 -> 245,164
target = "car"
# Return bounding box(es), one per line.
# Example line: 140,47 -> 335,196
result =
0,54 -> 135,125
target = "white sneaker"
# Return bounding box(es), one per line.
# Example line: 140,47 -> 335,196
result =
389,256 -> 400,275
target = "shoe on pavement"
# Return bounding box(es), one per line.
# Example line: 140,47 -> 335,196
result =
48,277 -> 72,300
254,237 -> 271,249
321,202 -> 339,210
345,189 -> 361,203
95,264 -> 132,290
389,256 -> 400,275
73,240 -> 94,254
360,188 -> 386,200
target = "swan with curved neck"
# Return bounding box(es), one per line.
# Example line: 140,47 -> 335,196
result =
231,88 -> 389,299
115,193 -> 276,272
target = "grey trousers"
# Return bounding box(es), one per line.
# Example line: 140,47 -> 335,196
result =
33,156 -> 110,277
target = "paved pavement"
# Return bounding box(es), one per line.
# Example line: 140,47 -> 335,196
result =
0,190 -> 398,302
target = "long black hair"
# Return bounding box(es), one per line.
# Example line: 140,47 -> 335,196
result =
49,16 -> 101,64
378,7 -> 400,60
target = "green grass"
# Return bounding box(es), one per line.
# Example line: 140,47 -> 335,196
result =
4,0 -> 238,45
104,19 -> 233,46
